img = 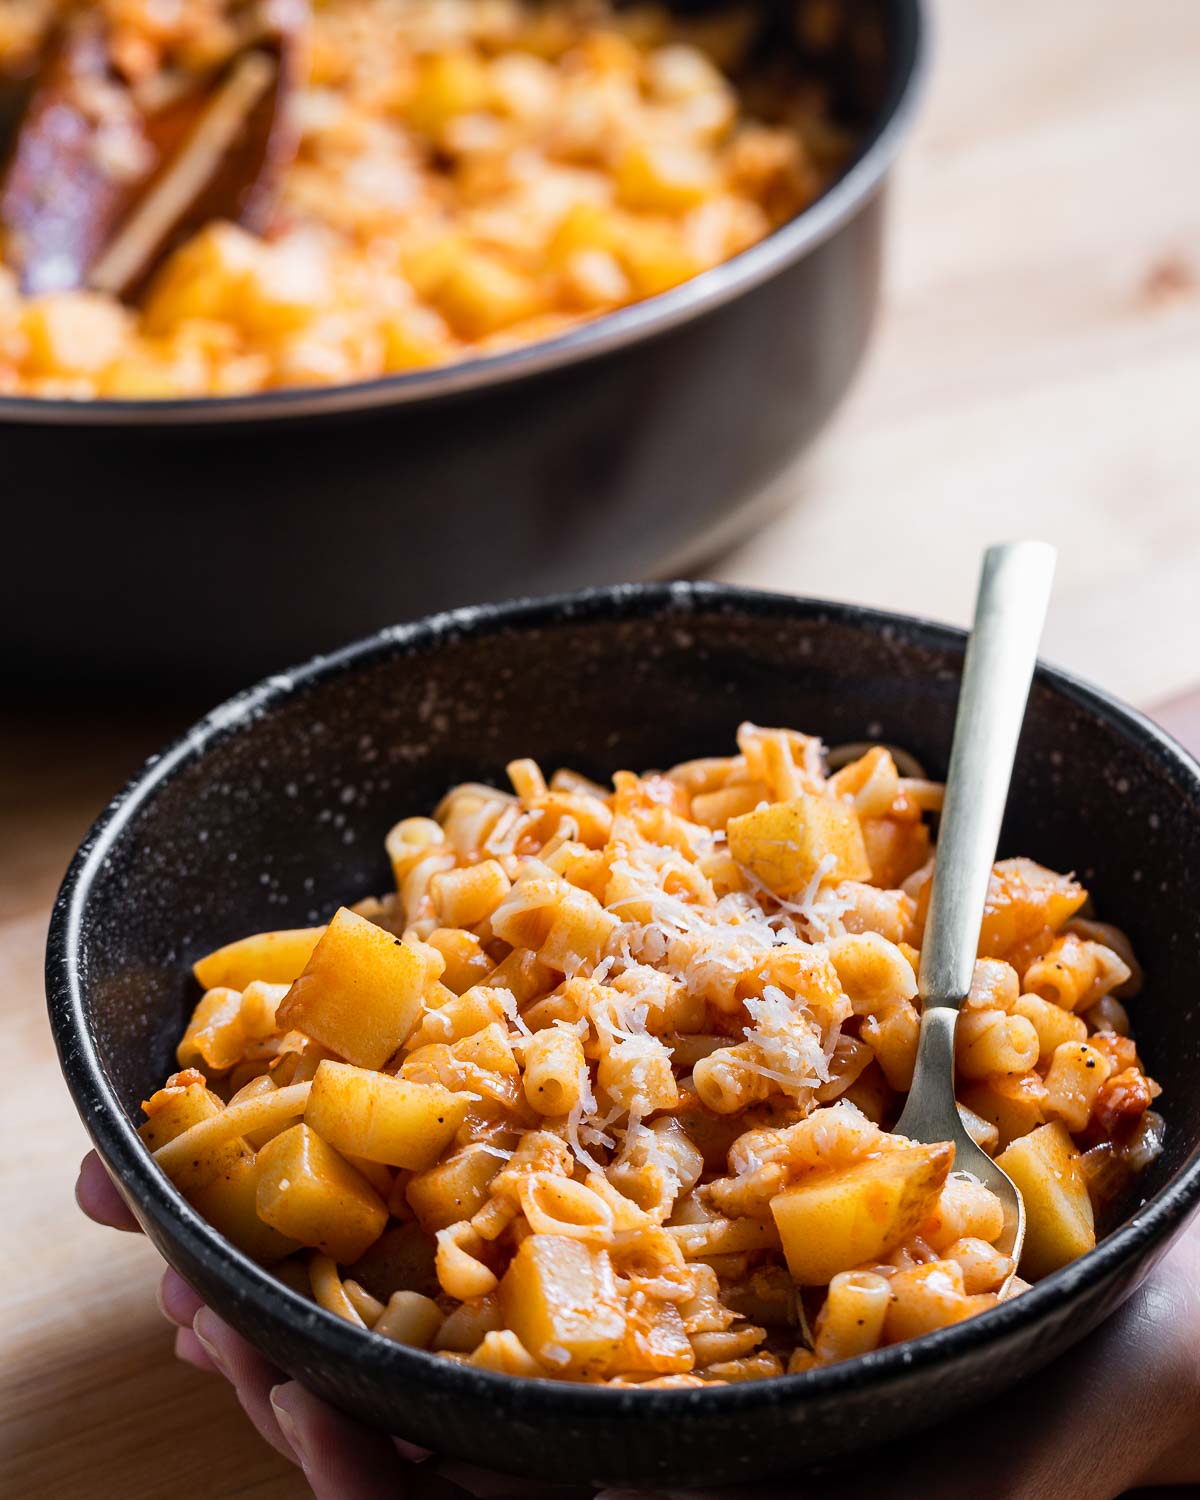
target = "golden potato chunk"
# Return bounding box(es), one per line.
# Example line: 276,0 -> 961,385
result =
193,926 -> 325,991
959,1072 -> 1047,1152
276,908 -> 435,1068
406,1143 -> 504,1232
770,1142 -> 953,1285
305,1059 -> 468,1170
139,1075 -> 247,1193
187,1155 -> 301,1265
727,793 -> 871,896
996,1121 -> 1095,1280
976,859 -> 1086,959
499,1234 -> 626,1376
255,1123 -> 388,1263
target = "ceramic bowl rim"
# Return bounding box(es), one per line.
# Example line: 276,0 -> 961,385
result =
46,580 -> 1200,1422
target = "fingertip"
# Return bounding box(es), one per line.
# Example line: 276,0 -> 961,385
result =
175,1324 -> 220,1374
269,1381 -> 303,1461
269,1380 -> 404,1499
192,1306 -> 234,1379
157,1267 -> 204,1328
75,1151 -> 140,1232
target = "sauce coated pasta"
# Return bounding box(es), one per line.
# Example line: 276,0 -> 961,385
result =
143,724 -> 1164,1383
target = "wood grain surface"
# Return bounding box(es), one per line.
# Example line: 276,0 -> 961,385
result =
3,2 -> 1199,1496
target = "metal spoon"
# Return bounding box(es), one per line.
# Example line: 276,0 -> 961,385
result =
894,540 -> 1058,1284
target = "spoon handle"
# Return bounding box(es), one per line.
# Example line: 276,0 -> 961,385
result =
918,541 -> 1057,1011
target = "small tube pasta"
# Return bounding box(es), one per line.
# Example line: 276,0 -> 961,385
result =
1024,934 -> 1132,1012
944,1237 -> 1014,1295
517,1173 -> 615,1243
521,1024 -> 586,1115
310,1254 -> 367,1327
1042,1041 -> 1114,1132
813,1271 -> 891,1363
436,1222 -> 499,1299
469,1330 -> 545,1375
955,1009 -> 1040,1080
374,1291 -> 445,1348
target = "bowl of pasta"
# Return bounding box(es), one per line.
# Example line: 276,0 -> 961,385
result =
46,582 -> 1200,1487
2,0 -> 923,689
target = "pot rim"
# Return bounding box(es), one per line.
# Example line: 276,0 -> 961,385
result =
46,580 -> 1200,1422
4,0 -> 925,429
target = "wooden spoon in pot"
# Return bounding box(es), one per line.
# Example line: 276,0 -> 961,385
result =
0,0 -> 301,301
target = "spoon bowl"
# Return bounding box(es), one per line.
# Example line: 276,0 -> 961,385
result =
894,1008 -> 1027,1266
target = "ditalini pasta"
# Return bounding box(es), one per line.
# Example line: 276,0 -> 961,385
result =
142,723 -> 1164,1384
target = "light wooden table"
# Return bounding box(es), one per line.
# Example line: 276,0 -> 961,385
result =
4,2 -> 1199,1495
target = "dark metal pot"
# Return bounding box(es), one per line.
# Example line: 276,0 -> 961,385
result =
5,2 -> 924,693
47,583 -> 1200,1489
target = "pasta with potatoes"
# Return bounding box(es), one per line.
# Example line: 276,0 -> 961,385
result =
0,0 -> 854,398
141,723 -> 1164,1384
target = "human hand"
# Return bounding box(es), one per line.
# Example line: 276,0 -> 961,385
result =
77,1150 -> 1200,1500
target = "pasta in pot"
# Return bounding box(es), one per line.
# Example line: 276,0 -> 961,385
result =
0,0 -> 855,399
140,722 -> 1165,1384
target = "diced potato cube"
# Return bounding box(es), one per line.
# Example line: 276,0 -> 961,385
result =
548,201 -> 625,262
256,1123 -> 388,1263
305,1059 -> 467,1170
499,1234 -> 626,1376
380,305 -> 454,372
139,1075 -> 223,1150
406,1143 -> 503,1232
959,1071 -> 1047,1151
975,859 -> 1087,958
276,908 -> 435,1068
187,1154 -> 301,1265
348,1221 -> 440,1301
996,1121 -> 1095,1280
404,51 -> 491,140
613,219 -> 701,299
430,251 -> 544,339
193,926 -> 325,991
142,223 -> 260,333
728,792 -> 871,897
770,1142 -> 953,1284
615,140 -> 719,213
140,1076 -> 248,1193
99,347 -> 207,399
861,816 -> 932,889
21,292 -> 130,374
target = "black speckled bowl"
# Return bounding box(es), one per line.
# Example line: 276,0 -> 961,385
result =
47,583 -> 1200,1488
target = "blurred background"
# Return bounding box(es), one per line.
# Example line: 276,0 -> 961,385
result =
3,1 -> 1199,1494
